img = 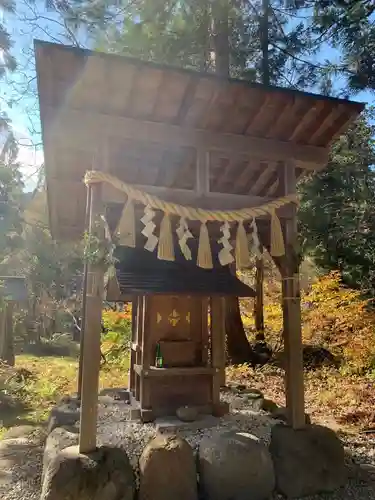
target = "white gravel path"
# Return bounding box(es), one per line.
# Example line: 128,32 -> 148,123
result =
1,395 -> 374,500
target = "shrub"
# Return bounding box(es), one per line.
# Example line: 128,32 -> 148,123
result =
101,306 -> 132,366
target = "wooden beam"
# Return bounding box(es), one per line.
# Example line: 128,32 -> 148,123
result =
249,161 -> 276,195
79,183 -> 105,454
134,365 -> 216,376
129,298 -> 137,394
265,178 -> 279,196
281,160 -> 305,429
140,296 -> 151,410
44,107 -> 329,168
100,182 -> 289,212
77,186 -> 92,398
211,297 -> 226,391
212,154 -> 244,192
196,147 -> 210,194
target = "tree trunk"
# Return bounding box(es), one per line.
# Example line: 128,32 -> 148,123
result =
225,296 -> 256,365
252,0 -> 270,340
260,0 -> 270,86
211,1 -> 256,364
211,1 -> 230,77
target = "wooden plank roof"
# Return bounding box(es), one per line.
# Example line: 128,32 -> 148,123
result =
34,40 -> 364,240
108,247 -> 255,298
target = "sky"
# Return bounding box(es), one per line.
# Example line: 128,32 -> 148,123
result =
1,2 -> 374,190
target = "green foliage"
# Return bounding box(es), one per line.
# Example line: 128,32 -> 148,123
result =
0,136 -> 23,260
101,309 -> 131,366
0,0 -> 17,75
310,0 -> 375,93
298,109 -> 375,294
20,222 -> 82,301
93,1 -> 322,89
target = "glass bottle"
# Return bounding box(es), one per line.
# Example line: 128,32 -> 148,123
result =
155,342 -> 163,368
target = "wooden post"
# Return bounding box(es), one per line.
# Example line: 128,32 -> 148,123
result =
129,297 -> 137,394
79,183 -> 105,453
211,296 -> 226,398
0,304 -> 7,363
254,257 -> 265,337
282,161 -> 305,429
77,185 -> 92,398
5,302 -> 15,367
134,296 -> 144,400
201,298 -> 209,366
140,296 -> 151,410
196,147 -> 209,195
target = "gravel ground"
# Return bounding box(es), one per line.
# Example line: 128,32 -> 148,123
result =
1,394 -> 374,500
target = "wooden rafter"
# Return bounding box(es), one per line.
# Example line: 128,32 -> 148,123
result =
45,108 -> 329,168
249,162 -> 277,195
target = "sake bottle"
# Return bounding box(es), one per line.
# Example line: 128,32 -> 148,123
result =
155,342 -> 163,368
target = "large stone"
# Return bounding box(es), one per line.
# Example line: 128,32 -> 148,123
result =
1,425 -> 43,441
199,431 -> 275,500
47,402 -> 80,434
41,444 -> 135,500
42,427 -> 79,484
271,407 -> 311,425
99,387 -> 130,402
139,434 -> 198,500
0,437 -> 38,468
176,406 -> 198,422
270,424 -> 347,498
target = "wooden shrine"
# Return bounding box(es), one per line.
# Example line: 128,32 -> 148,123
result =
34,40 -> 364,454
107,246 -> 254,420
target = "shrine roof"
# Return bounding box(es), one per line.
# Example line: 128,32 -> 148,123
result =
108,247 -> 255,298
34,40 -> 364,240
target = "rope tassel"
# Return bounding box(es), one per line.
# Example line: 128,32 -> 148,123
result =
158,213 -> 175,262
117,198 -> 135,248
270,210 -> 285,257
197,222 -> 213,269
235,221 -> 250,268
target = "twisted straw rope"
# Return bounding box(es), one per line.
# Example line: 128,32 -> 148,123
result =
84,170 -> 298,223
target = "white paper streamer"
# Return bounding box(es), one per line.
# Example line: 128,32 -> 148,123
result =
250,218 -> 262,258
218,221 -> 234,265
141,205 -> 158,252
176,217 -> 193,260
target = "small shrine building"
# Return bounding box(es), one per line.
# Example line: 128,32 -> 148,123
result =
34,40 -> 364,453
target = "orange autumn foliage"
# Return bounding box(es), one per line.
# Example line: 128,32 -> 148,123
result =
302,272 -> 375,373
243,270 -> 375,374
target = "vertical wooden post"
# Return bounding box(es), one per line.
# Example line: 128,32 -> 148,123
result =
140,296 -> 151,410
77,185 -> 92,398
211,296 -> 226,401
135,296 -> 144,400
201,298 -> 209,366
0,301 -> 14,366
254,257 -> 265,337
129,297 -> 137,394
5,302 -> 15,367
196,147 -> 209,195
0,306 -> 5,362
282,161 -> 305,429
79,183 -> 105,453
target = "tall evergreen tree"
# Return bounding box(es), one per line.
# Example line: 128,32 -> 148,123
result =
0,134 -> 23,260
299,110 -> 375,293
86,0 -> 319,362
